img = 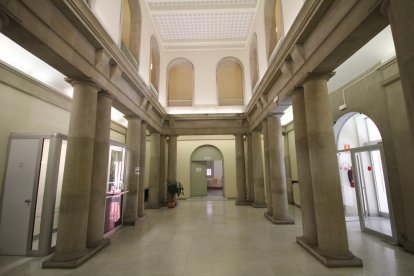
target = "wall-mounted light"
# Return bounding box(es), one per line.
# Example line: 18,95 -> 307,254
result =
150,63 -> 153,70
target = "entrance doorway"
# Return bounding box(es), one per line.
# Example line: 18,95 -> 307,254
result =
190,145 -> 224,198
335,113 -> 396,242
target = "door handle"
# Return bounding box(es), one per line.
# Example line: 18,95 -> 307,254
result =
24,199 -> 31,203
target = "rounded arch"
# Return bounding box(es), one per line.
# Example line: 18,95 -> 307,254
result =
167,58 -> 194,107
216,57 -> 245,106
190,145 -> 225,197
121,0 -> 141,64
249,33 -> 259,91
264,0 -> 284,60
334,112 -> 383,150
191,145 -> 224,161
150,35 -> 160,92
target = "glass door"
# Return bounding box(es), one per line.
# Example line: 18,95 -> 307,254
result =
351,145 -> 396,242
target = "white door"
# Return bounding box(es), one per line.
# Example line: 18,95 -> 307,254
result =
0,139 -> 41,255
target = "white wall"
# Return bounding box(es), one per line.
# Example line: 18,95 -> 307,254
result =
281,0 -> 305,36
92,0 -> 123,46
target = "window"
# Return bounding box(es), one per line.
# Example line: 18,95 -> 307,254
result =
150,35 -> 160,93
250,33 -> 259,90
121,0 -> 141,68
167,58 -> 194,107
264,0 -> 284,60
217,57 -> 244,106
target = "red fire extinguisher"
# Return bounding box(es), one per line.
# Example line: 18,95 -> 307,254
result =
347,167 -> 355,188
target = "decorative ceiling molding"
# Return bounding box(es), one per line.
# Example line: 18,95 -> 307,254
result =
146,0 -> 258,50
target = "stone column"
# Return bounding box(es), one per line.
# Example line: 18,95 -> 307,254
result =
87,91 -> 113,247
147,132 -> 161,209
235,134 -> 248,205
159,135 -> 167,205
382,0 -> 414,253
292,88 -> 317,245
137,121 -> 147,218
45,80 -> 99,267
0,11 -> 10,31
262,119 -> 273,216
123,117 -> 141,225
266,114 -> 294,224
167,135 -> 178,202
246,133 -> 254,203
303,74 -> 361,265
251,130 -> 266,208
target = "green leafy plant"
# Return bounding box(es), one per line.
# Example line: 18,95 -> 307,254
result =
167,180 -> 184,198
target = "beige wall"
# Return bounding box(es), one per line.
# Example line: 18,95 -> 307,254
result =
176,135 -> 236,199
0,82 -> 69,193
0,67 -> 126,197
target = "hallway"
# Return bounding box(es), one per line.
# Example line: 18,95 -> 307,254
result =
1,200 -> 414,276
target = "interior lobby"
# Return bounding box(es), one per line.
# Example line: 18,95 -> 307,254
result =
1,0 -> 414,275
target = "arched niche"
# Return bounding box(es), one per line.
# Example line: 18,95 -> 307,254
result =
167,58 -> 194,107
149,35 -> 160,92
121,0 -> 141,66
217,57 -> 244,106
250,33 -> 259,91
264,0 -> 284,60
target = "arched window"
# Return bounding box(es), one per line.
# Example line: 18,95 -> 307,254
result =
264,0 -> 283,60
217,57 -> 244,106
150,35 -> 160,92
167,58 -> 194,107
250,33 -> 259,90
121,0 -> 141,67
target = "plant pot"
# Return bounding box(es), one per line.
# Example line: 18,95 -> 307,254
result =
168,201 -> 176,208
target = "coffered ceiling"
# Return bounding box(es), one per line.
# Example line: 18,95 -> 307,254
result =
146,0 -> 258,50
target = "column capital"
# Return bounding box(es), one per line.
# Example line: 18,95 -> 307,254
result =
0,10 -> 10,31
124,115 -> 142,121
291,86 -> 304,95
98,90 -> 114,100
303,72 -> 335,83
65,77 -> 101,90
267,112 -> 284,119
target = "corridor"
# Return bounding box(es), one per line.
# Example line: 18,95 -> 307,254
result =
1,199 -> 414,276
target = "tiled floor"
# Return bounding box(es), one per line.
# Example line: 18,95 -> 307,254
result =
1,199 -> 414,276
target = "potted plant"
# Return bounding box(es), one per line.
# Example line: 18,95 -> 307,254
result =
167,180 -> 184,208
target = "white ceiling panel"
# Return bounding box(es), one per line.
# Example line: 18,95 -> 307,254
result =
146,0 -> 258,50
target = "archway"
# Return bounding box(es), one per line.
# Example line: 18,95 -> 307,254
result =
335,112 -> 396,242
190,145 -> 224,198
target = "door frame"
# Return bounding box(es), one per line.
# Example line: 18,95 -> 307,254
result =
338,143 -> 397,243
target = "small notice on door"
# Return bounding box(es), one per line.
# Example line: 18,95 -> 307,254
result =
135,167 -> 140,175
195,168 -> 202,172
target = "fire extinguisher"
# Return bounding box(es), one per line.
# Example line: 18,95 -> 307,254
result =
347,167 -> 355,188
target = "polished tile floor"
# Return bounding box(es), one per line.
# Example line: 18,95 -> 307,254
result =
1,199 -> 414,276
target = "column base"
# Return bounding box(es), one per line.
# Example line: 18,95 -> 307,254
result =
87,238 -> 110,248
42,239 -> 110,269
235,200 -> 252,205
264,212 -> 295,224
296,237 -> 363,267
252,203 -> 267,208
146,203 -> 161,209
401,237 -> 414,253
123,215 -> 147,226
